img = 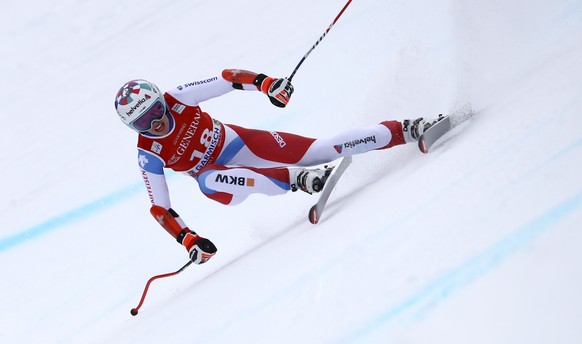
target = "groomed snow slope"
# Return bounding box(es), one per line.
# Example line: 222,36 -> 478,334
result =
1,0 -> 581,343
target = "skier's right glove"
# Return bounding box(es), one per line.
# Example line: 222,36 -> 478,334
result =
181,231 -> 218,265
150,205 -> 217,264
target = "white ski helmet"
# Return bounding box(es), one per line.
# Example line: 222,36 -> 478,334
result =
114,79 -> 166,132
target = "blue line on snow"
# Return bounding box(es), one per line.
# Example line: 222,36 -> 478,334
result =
0,182 -> 144,253
338,190 -> 582,343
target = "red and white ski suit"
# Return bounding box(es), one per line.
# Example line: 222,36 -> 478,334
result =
138,73 -> 407,212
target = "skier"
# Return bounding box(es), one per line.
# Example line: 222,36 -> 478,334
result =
114,69 -> 438,265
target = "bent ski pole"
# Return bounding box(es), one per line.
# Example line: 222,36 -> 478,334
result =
288,0 -> 353,81
130,260 -> 193,316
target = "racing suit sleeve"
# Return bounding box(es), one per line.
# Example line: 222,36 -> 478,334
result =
166,71 -> 260,107
138,149 -> 190,241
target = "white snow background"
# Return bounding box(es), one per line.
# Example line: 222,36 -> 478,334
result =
1,0 -> 581,343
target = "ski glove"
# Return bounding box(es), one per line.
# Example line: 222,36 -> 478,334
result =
253,74 -> 294,108
182,231 -> 218,265
266,78 -> 294,108
150,205 -> 217,264
222,69 -> 294,108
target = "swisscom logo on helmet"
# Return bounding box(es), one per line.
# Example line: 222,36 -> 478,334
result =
115,81 -> 156,119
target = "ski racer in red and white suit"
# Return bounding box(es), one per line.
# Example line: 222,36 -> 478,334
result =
115,69 -> 422,264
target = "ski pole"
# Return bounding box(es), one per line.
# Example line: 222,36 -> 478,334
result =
288,0 -> 354,81
130,260 -> 193,316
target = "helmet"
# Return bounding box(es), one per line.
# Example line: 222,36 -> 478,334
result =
114,79 -> 166,132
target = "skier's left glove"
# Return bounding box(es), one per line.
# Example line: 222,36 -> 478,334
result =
254,74 -> 294,108
221,69 -> 294,108
266,78 -> 294,108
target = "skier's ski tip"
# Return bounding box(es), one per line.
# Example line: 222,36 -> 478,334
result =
307,156 -> 352,225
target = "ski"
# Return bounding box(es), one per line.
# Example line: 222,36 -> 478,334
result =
308,156 -> 352,224
418,104 -> 475,153
418,115 -> 452,153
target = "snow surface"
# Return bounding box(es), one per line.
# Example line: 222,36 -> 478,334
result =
1,0 -> 581,343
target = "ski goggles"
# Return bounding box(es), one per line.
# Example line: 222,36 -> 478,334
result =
131,100 -> 167,132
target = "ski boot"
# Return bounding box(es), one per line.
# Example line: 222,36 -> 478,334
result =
290,165 -> 335,194
402,114 -> 444,142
